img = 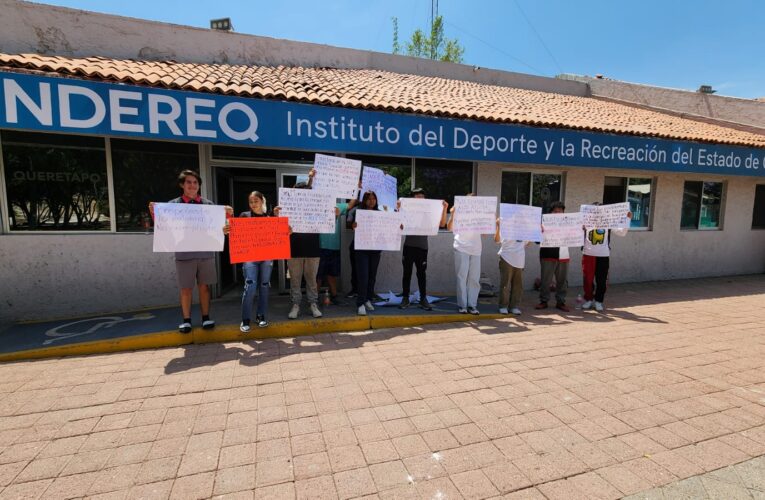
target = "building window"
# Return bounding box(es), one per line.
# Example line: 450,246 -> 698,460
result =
603,176 -> 653,229
111,139 -> 200,232
500,171 -> 563,213
2,131 -> 109,231
414,159 -> 473,207
681,181 -> 723,230
347,154 -> 412,199
753,185 -> 765,229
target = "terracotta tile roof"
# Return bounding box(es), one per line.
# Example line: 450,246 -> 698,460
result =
1,53 -> 764,148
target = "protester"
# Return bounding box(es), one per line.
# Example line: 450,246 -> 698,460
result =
536,201 -> 571,312
318,184 -> 360,306
149,169 -> 232,334
582,204 -> 633,312
447,194 -> 482,315
399,189 -> 448,311
494,217 -> 529,315
348,191 -> 383,316
238,191 -> 279,332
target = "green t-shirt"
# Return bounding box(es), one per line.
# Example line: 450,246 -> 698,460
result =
320,202 -> 349,250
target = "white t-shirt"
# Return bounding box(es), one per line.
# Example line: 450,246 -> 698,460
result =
498,240 -> 527,269
583,227 -> 628,257
453,232 -> 482,256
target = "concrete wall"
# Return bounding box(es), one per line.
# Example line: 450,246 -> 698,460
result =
566,75 -> 765,132
0,0 -> 588,97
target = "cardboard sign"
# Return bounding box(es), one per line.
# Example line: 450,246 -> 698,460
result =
354,210 -> 402,251
311,154 -> 362,199
153,203 -> 226,252
580,202 -> 631,229
453,196 -> 497,234
228,217 -> 291,264
278,188 -> 336,233
541,212 -> 585,247
361,166 -> 398,211
499,203 -> 542,242
399,198 -> 444,236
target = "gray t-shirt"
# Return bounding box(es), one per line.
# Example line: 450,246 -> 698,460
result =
168,196 -> 216,261
403,235 -> 428,250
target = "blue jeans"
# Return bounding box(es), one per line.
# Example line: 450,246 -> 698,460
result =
354,250 -> 381,307
241,260 -> 273,321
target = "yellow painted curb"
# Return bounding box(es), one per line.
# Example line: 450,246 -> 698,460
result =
0,313 -> 506,362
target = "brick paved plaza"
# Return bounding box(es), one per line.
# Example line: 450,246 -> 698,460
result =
1,276 -> 764,499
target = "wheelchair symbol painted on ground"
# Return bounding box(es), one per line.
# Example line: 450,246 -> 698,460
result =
43,313 -> 155,345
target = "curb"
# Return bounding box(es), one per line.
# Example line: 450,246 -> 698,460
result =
0,313 -> 504,362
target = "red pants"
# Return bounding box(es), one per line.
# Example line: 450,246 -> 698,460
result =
582,255 -> 610,302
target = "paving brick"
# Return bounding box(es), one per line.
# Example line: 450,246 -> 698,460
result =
333,467 -> 377,499
213,464 -> 256,495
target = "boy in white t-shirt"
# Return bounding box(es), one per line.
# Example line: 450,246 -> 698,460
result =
494,218 -> 530,315
582,205 -> 632,312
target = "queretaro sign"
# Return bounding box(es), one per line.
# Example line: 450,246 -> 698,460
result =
1,70 -> 764,176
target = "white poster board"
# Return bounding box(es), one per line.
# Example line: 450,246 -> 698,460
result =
453,196 -> 497,234
152,203 -> 226,252
360,166 -> 398,212
354,210 -> 402,251
311,154 -> 362,199
580,202 -> 631,229
541,212 -> 585,247
278,188 -> 336,234
499,203 -> 542,242
399,198 -> 443,236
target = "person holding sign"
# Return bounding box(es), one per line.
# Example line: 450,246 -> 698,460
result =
238,191 -> 279,332
447,194 -> 483,315
347,191 -> 383,316
494,218 -> 530,316
536,201 -> 571,312
399,188 -> 448,311
318,184 -> 361,306
149,170 -> 232,334
581,203 -> 633,312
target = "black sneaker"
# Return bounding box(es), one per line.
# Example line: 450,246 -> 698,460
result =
329,295 -> 345,306
345,290 -> 358,298
256,315 -> 268,328
419,300 -> 433,311
178,322 -> 192,334
399,297 -> 411,309
201,319 -> 215,330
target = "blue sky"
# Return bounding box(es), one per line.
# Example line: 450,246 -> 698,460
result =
39,0 -> 765,98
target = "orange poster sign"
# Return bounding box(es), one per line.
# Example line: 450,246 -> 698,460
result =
229,217 -> 291,264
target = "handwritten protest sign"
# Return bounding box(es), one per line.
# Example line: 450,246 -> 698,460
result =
399,198 -> 444,236
499,203 -> 542,242
361,166 -> 398,211
278,188 -> 335,234
541,212 -> 585,247
453,196 -> 497,234
354,210 -> 402,251
580,202 -> 630,229
153,203 -> 226,252
228,217 -> 291,264
311,154 -> 362,199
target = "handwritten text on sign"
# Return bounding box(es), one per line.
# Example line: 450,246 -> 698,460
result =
400,198 -> 444,236
311,154 -> 362,199
354,210 -> 402,251
278,188 -> 336,234
361,166 -> 398,211
581,202 -> 630,229
499,203 -> 542,242
541,212 -> 585,247
228,217 -> 291,264
152,203 -> 225,252
453,196 -> 497,234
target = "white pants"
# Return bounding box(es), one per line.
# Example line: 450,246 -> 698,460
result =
454,250 -> 481,308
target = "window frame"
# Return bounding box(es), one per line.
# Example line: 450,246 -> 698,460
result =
499,167 -> 566,213
680,179 -> 726,231
752,184 -> 765,230
603,176 -> 655,231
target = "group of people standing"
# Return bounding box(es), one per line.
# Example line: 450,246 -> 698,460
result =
153,169 -> 631,334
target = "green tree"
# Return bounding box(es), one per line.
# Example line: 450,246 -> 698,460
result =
392,15 -> 464,63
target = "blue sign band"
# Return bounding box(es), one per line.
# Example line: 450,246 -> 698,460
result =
1,71 -> 763,176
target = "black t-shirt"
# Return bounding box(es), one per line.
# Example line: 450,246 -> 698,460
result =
290,233 -> 322,258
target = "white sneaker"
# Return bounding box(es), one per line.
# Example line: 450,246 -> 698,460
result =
239,322 -> 250,333
178,322 -> 192,334
364,301 -> 375,311
594,301 -> 604,312
458,307 -> 468,314
202,319 -> 215,329
310,303 -> 323,318
581,300 -> 593,310
498,307 -> 509,315
288,304 -> 300,319
357,305 -> 367,316
510,308 -> 522,315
